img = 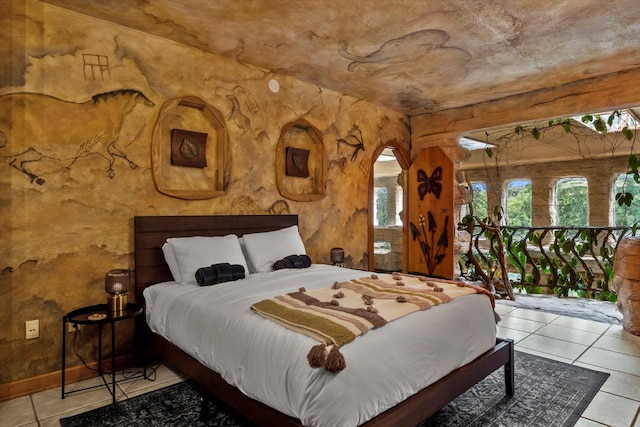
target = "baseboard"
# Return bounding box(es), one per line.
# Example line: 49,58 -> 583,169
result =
0,354 -> 130,402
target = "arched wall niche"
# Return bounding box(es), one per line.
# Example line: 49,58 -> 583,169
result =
151,96 -> 231,200
276,119 -> 327,202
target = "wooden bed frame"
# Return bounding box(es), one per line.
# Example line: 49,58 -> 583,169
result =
134,214 -> 515,426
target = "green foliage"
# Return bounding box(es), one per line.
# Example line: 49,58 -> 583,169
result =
375,187 -> 388,226
556,178 -> 588,226
501,111 -> 639,209
614,174 -> 640,225
505,181 -> 531,226
530,127 -> 540,140
471,183 -> 488,220
461,216 -> 632,300
469,111 -> 638,300
485,147 -> 493,158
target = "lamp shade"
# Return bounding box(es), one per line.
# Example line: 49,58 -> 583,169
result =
330,247 -> 345,264
105,269 -> 130,295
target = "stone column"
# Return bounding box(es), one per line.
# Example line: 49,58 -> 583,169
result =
387,182 -> 397,226
587,173 -> 613,227
531,178 -> 554,227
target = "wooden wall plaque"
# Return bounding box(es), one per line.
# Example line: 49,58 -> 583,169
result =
170,129 -> 208,168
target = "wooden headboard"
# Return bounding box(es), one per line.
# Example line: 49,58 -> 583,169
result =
133,214 -> 298,305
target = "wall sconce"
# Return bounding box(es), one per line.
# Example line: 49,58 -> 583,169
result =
330,247 -> 345,267
105,269 -> 130,312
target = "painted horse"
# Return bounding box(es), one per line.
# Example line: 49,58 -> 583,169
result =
0,89 -> 154,184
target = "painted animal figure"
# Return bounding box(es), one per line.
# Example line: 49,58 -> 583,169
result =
339,29 -> 470,83
0,89 -> 154,184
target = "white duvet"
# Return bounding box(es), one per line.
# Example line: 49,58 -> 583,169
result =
144,265 -> 496,427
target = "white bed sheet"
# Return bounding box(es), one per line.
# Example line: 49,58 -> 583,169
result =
144,264 -> 496,427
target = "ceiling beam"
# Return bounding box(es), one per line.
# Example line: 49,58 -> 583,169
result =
411,67 -> 640,156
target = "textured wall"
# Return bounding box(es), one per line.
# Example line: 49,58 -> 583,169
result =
0,0 -> 409,384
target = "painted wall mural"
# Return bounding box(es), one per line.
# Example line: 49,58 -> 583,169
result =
337,126 -> 365,162
0,90 -> 154,184
82,53 -> 111,81
339,29 -> 471,84
1,0 -> 410,387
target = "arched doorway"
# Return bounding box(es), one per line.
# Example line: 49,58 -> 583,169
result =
368,140 -> 411,271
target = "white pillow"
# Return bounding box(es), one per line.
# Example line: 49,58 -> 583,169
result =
238,237 -> 255,274
162,243 -> 182,283
243,225 -> 306,273
167,234 -> 248,285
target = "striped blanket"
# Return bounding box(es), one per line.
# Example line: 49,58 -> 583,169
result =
251,273 -> 493,373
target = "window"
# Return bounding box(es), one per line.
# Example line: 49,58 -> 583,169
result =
471,182 -> 488,219
505,180 -> 532,226
614,174 -> 640,226
555,177 -> 589,226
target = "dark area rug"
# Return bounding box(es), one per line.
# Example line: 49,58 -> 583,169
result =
60,351 -> 608,427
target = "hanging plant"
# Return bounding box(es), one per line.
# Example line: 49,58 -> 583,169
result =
483,110 -> 638,207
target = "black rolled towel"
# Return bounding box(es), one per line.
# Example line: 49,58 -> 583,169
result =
292,254 -> 311,268
214,262 -> 233,283
196,263 -> 246,286
273,254 -> 312,271
289,255 -> 304,269
230,264 -> 246,281
195,266 -> 218,286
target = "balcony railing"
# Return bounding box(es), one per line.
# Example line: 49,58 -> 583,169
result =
458,216 -> 637,301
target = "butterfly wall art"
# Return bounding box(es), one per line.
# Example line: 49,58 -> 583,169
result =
417,166 -> 443,200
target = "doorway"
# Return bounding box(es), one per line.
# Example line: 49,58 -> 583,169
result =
368,141 -> 411,272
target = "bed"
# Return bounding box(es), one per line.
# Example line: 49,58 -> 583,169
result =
134,214 -> 514,427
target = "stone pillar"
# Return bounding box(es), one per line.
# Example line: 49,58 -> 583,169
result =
531,178 -> 554,227
387,183 -> 397,226
612,236 -> 640,335
587,174 -> 613,227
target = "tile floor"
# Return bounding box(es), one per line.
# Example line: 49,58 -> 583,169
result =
2,303 -> 640,426
0,364 -> 187,427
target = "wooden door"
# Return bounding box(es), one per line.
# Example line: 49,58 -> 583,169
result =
407,147 -> 454,279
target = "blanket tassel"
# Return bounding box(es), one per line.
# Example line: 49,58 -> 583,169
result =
325,345 -> 346,373
307,344 -> 327,368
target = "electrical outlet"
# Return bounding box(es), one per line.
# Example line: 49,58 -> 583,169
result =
26,319 -> 39,339
67,322 -> 79,333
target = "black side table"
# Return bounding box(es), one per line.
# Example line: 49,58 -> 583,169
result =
61,303 -> 144,404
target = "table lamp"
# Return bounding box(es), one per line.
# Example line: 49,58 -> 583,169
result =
105,269 -> 130,312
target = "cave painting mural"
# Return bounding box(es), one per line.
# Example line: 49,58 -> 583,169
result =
0,89 -> 154,184
336,125 -> 365,162
339,29 -> 470,84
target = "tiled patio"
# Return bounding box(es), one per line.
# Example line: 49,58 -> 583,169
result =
495,303 -> 640,427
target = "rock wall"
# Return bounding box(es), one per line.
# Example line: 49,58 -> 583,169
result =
613,236 -> 640,335
0,0 -> 409,385
373,227 -> 403,272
